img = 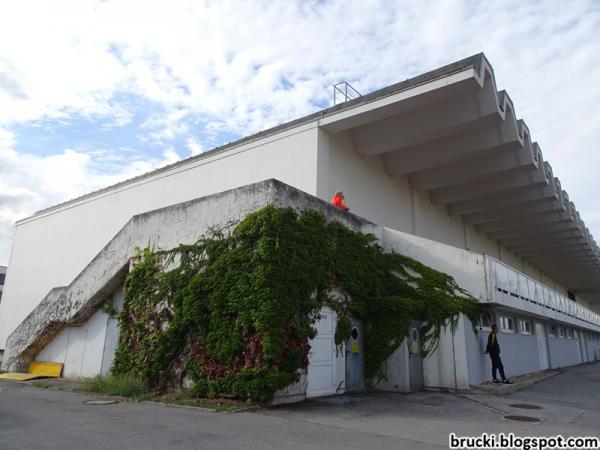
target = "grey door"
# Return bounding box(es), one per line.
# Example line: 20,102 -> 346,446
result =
409,320 -> 424,391
344,318 -> 364,392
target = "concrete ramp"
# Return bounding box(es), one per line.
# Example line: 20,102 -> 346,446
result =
1,179 -> 376,372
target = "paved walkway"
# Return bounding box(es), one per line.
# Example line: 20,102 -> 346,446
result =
1,363 -> 599,449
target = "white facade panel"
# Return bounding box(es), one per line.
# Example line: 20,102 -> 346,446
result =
382,227 -> 488,302
62,326 -> 86,378
101,288 -> 123,375
80,310 -> 109,377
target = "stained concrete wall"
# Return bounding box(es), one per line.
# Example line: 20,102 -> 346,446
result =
0,126 -> 319,350
377,342 -> 410,393
381,227 -> 488,302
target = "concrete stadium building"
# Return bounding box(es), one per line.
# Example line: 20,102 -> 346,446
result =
1,54 -> 599,401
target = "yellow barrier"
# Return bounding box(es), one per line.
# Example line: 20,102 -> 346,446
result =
0,361 -> 63,381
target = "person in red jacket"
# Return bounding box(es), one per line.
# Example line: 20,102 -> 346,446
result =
332,191 -> 350,211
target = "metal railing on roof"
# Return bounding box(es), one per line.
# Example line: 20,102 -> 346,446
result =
333,81 -> 361,106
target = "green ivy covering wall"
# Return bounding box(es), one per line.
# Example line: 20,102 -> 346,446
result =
112,205 -> 482,402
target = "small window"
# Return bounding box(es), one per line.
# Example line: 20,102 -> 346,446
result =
0,273 -> 5,285
548,324 -> 557,337
499,316 -> 515,333
557,327 -> 565,338
478,313 -> 493,330
519,320 -> 533,335
566,328 -> 574,339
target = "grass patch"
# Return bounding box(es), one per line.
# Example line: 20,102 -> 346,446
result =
81,374 -> 148,398
41,374 -> 245,412
155,391 -> 246,412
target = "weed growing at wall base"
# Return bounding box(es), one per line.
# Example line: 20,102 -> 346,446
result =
112,205 -> 482,402
82,374 -> 148,397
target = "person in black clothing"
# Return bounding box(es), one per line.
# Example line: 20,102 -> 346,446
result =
485,324 -> 512,384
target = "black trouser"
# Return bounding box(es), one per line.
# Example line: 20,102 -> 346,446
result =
490,352 -> 506,381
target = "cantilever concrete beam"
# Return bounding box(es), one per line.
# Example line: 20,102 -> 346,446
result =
352,76 -> 501,157
511,242 -> 590,255
527,254 -> 600,264
462,183 -> 566,225
430,160 -> 548,205
488,220 -> 581,241
516,248 -> 597,260
447,183 -> 557,216
407,125 -> 537,190
476,210 -> 572,234
508,237 -> 589,249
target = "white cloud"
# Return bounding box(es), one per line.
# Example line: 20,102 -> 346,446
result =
185,137 -> 204,156
0,127 -> 180,264
0,0 -> 599,263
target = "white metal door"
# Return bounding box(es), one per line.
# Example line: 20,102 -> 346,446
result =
535,322 -> 549,370
307,308 -> 344,398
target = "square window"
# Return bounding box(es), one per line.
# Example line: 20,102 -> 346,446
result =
566,328 -> 574,339
519,320 -> 533,335
499,315 -> 515,333
478,313 -> 493,330
557,327 -> 565,338
548,324 -> 557,337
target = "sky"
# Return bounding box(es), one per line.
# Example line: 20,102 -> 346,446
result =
0,0 -> 599,265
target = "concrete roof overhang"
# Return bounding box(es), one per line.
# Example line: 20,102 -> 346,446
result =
319,53 -> 600,304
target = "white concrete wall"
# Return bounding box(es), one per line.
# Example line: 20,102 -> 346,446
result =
422,316 -> 471,390
548,336 -> 581,369
0,125 -> 319,349
382,227 -> 488,302
316,129 -> 413,234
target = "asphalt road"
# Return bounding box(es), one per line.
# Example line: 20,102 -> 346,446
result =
1,363 -> 599,450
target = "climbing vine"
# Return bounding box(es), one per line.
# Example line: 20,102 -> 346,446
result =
112,205 -> 482,402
